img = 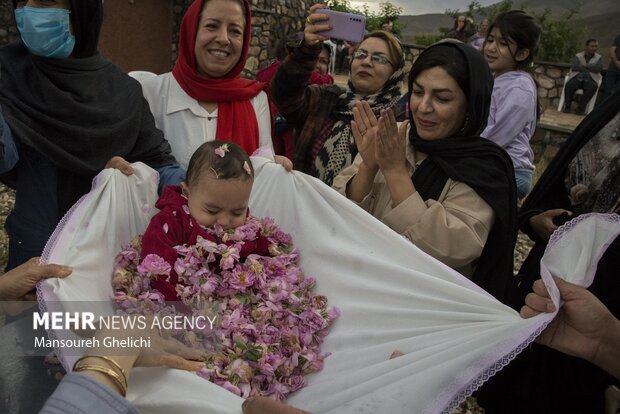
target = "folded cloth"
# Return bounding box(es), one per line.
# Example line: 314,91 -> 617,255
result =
38,159 -> 620,414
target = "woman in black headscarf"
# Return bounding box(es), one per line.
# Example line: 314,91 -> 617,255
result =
333,41 -> 517,300
0,0 -> 182,271
477,91 -> 620,414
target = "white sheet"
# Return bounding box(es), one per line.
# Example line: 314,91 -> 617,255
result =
38,158 -> 620,414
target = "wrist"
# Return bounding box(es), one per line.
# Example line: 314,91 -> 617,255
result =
0,276 -> 7,301
592,318 -> 620,376
359,161 -> 379,176
381,163 -> 409,180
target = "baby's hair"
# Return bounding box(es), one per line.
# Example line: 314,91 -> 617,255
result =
185,140 -> 254,187
487,10 -> 541,71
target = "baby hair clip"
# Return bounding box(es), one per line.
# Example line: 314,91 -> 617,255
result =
243,161 -> 252,176
215,143 -> 230,158
210,167 -> 221,179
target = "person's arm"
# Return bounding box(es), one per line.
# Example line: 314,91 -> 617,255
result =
481,85 -> 536,150
586,56 -> 603,73
332,154 -> 376,212
527,208 -> 572,242
382,180 -> 495,269
570,55 -> 585,72
611,42 -> 620,70
156,164 -> 186,189
343,101 -> 381,202
0,257 -> 72,302
271,4 -> 329,128
41,320 -> 204,414
521,277 -> 620,379
140,209 -> 186,301
40,373 -> 138,414
271,43 -> 323,128
0,107 -> 19,174
243,397 -> 310,414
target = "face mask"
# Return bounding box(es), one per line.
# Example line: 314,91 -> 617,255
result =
15,6 -> 76,59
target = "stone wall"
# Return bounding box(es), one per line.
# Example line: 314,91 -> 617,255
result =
534,61 -> 573,111
399,43 -> 578,111
0,1 -> 580,111
172,0 -> 312,74
0,1 -> 19,46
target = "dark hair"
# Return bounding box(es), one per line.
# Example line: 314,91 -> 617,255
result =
454,15 -> 466,30
585,38 -> 597,46
321,42 -> 332,58
355,30 -> 404,69
487,10 -> 541,71
408,42 -> 469,102
185,140 -> 253,187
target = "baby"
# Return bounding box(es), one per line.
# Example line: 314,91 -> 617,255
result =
141,140 -> 269,301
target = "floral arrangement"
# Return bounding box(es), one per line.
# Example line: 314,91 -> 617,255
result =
112,216 -> 339,400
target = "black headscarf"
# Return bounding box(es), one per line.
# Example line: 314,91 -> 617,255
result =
519,90 -> 620,229
10,0 -> 102,57
408,41 -> 518,301
1,0 -> 176,215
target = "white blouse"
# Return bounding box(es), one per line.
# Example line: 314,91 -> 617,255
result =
139,72 -> 273,169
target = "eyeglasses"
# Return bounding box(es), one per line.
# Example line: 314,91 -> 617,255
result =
352,50 -> 393,66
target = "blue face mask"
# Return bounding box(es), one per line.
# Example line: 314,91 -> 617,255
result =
15,6 -> 76,59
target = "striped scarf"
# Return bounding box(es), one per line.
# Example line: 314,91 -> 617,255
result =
314,64 -> 404,186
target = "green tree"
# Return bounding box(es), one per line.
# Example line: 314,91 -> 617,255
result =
482,0 -> 514,24
324,0 -> 354,13
529,7 -> 585,62
414,33 -> 445,46
325,1 -> 405,36
368,2 -> 405,36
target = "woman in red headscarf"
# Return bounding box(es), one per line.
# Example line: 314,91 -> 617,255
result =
140,0 -> 290,169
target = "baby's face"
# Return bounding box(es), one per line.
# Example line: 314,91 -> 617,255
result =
182,174 -> 252,229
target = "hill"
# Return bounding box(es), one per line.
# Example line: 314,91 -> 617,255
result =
397,0 -> 619,64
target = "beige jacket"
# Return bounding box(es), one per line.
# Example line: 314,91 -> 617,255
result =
333,146 -> 495,277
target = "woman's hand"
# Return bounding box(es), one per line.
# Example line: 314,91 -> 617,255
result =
303,4 -> 330,46
75,319 -> 204,397
605,386 -> 620,414
243,396 -> 310,414
132,325 -> 205,371
529,209 -> 571,242
105,156 -> 134,176
375,108 -> 409,176
274,155 -> 294,172
520,278 -> 614,366
0,257 -> 72,303
351,100 -> 379,171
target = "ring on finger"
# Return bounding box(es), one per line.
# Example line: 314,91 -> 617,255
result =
306,17 -> 312,25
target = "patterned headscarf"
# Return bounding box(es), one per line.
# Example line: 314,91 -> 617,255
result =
314,33 -> 405,186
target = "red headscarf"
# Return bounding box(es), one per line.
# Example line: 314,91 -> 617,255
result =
172,0 -> 265,154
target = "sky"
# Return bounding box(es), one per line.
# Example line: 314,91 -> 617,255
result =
349,0 -> 498,16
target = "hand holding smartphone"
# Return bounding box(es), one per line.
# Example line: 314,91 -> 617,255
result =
317,9 -> 366,44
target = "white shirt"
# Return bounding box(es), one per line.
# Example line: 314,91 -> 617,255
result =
139,72 -> 273,169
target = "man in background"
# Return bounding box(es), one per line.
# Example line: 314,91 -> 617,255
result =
562,39 -> 602,115
601,33 -> 620,102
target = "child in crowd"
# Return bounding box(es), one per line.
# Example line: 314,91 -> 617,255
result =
140,140 -> 270,301
481,10 -> 541,199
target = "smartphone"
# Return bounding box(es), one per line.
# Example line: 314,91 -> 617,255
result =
318,9 -> 366,44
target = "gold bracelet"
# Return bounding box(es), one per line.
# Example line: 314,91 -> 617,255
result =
74,364 -> 127,397
73,355 -> 128,390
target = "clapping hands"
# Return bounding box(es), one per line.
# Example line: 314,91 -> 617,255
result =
351,100 -> 409,174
